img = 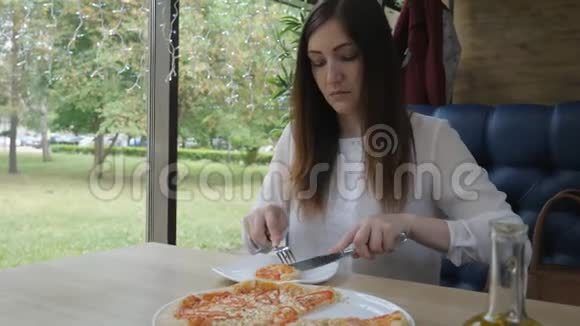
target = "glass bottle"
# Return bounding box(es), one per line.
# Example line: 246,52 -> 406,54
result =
463,221 -> 541,326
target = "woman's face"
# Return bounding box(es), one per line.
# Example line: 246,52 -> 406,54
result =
307,19 -> 364,116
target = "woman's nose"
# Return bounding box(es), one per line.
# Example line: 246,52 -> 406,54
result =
326,62 -> 343,85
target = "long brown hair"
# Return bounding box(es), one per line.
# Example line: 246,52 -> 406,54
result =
290,0 -> 416,216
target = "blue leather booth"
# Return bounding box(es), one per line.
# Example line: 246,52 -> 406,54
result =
409,101 -> 580,291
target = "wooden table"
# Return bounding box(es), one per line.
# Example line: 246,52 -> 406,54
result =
1,243 -> 578,325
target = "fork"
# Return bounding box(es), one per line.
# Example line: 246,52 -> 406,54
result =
249,229 -> 297,264
273,245 -> 296,265
272,231 -> 408,265
250,240 -> 296,264
261,230 -> 297,264
266,231 -> 408,265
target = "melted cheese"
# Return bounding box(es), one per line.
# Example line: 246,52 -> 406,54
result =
174,281 -> 346,326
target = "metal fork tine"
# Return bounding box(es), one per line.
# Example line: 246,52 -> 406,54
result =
287,248 -> 296,264
281,249 -> 291,264
271,246 -> 297,265
284,247 -> 295,264
276,248 -> 286,264
275,250 -> 285,264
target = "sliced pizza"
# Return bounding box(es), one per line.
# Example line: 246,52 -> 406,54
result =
255,263 -> 301,281
158,280 -> 407,326
168,280 -> 340,326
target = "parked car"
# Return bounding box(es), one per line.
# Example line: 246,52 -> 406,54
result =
211,137 -> 230,150
50,134 -> 81,145
128,137 -> 147,147
20,134 -> 42,148
183,137 -> 199,148
259,145 -> 274,153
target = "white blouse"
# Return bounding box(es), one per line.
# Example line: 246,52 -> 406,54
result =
241,113 -> 532,286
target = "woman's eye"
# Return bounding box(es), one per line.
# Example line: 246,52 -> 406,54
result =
311,60 -> 325,67
342,53 -> 358,61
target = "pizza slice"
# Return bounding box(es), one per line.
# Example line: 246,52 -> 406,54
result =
292,287 -> 340,314
255,263 -> 301,281
366,311 -> 409,326
234,280 -> 341,322
288,311 -> 409,326
172,291 -> 249,325
234,280 -> 341,324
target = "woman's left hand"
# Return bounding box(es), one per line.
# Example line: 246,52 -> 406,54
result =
330,214 -> 415,259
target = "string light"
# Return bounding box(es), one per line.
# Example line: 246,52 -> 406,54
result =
89,0 -> 106,79
45,0 -> 57,85
3,0 -> 175,98
164,0 -> 180,83
66,0 -> 84,61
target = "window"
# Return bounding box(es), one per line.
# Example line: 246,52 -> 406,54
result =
0,0 -> 149,269
175,0 -> 305,252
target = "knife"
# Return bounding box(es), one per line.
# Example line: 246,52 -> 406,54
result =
290,247 -> 355,271
289,232 -> 409,271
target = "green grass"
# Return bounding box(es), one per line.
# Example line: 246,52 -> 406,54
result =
0,151 -> 269,269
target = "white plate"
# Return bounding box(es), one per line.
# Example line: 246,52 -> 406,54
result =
211,253 -> 339,284
152,284 -> 415,326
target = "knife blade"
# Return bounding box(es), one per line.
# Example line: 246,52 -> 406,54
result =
290,247 -> 355,271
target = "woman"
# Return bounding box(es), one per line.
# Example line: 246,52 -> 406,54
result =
241,0 -> 531,285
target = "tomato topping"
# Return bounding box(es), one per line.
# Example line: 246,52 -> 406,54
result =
256,264 -> 296,281
369,312 -> 402,324
225,295 -> 253,309
177,309 -> 230,320
180,295 -> 202,308
189,311 -> 229,318
271,306 -> 299,325
295,290 -> 335,310
201,291 -> 231,303
254,289 -> 281,305
256,269 -> 281,280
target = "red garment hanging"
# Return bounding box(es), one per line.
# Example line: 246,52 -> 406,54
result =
393,0 -> 446,106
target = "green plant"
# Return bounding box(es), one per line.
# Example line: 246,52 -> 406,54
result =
50,145 -> 273,165
268,4 -> 311,139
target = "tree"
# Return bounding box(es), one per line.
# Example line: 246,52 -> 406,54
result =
178,0 -> 300,162
0,0 -> 309,170
17,0 -> 60,162
0,1 -> 29,174
0,0 -> 149,171
47,0 -> 148,177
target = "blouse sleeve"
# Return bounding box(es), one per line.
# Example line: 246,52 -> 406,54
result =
432,120 -> 532,266
240,124 -> 293,253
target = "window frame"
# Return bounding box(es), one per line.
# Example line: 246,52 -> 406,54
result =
146,0 -> 179,244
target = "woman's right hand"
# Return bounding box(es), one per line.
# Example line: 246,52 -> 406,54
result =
244,204 -> 289,249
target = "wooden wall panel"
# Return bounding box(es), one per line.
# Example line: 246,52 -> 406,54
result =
452,0 -> 580,105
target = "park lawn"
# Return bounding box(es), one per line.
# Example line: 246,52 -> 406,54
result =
0,151 -> 268,270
